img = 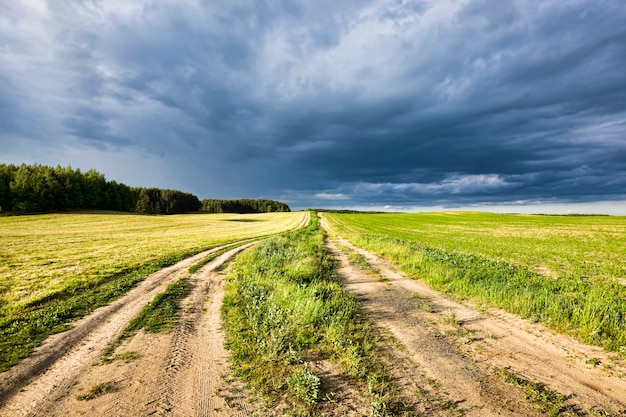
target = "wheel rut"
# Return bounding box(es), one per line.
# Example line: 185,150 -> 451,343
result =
0,242 -> 259,417
320,216 -> 626,416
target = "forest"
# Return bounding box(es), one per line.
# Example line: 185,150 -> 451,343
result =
0,163 -> 198,214
201,198 -> 290,213
0,163 -> 290,215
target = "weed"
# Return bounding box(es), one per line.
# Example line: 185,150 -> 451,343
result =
287,364 -> 320,405
447,328 -> 476,345
498,367 -> 577,416
427,378 -> 441,390
76,381 -> 118,401
413,294 -> 434,312
323,391 -> 337,403
444,309 -> 459,326
370,398 -> 390,416
588,407 -> 612,416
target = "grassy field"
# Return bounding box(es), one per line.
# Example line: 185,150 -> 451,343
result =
324,212 -> 626,353
0,211 -> 305,371
222,215 -> 411,416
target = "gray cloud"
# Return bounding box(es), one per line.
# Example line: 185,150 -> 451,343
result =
1,0 -> 625,211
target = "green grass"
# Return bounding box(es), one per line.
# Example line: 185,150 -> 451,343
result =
122,277 -> 191,334
326,212 -> 626,282
325,212 -> 626,354
1,259 -> 178,372
498,367 -> 577,416
101,278 -> 191,364
76,381 -> 119,401
222,214 -> 411,416
337,244 -> 387,283
0,211 -> 305,372
187,239 -> 260,274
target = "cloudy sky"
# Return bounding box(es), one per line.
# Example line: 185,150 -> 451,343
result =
1,0 -> 625,213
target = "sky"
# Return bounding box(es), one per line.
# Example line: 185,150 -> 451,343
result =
1,0 -> 626,214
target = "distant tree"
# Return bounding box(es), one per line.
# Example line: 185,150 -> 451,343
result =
134,188 -> 152,214
0,164 -> 17,212
83,169 -> 106,208
10,164 -> 46,212
129,187 -> 200,214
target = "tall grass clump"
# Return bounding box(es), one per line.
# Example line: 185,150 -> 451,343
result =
348,233 -> 626,353
222,214 -> 406,415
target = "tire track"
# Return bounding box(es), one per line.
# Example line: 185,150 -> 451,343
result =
0,241 -> 254,417
147,242 -> 258,417
321,217 -> 626,416
325,236 -> 529,416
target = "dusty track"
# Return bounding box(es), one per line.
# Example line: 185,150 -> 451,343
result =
0,242 -> 259,417
321,216 -> 626,416
3,209 -> 624,416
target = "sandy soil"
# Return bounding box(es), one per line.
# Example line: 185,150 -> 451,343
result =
321,216 -> 626,416
0,242 -> 261,417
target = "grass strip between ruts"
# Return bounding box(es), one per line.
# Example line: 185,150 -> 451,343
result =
221,214 -> 412,416
100,277 -> 191,363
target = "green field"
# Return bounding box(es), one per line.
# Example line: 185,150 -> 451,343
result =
0,211 -> 305,370
325,212 -> 626,353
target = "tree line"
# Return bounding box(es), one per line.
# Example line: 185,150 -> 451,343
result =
201,199 -> 290,213
0,163 -> 200,214
0,163 -> 291,215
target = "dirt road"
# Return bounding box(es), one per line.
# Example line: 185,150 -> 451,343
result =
321,217 -> 626,416
2,208 -> 625,416
0,242 -> 260,417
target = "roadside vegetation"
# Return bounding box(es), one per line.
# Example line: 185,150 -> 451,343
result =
0,211 -> 305,372
222,214 -> 411,416
325,212 -> 626,354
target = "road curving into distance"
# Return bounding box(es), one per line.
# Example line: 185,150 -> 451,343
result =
0,211 -> 310,417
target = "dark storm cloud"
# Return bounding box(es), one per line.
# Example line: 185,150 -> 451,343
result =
1,0 -> 625,211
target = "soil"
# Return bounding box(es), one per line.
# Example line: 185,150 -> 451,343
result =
1,212 -> 625,416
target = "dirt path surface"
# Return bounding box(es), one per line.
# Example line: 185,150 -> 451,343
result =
4,209 -> 625,416
321,216 -> 626,416
0,242 -> 260,417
